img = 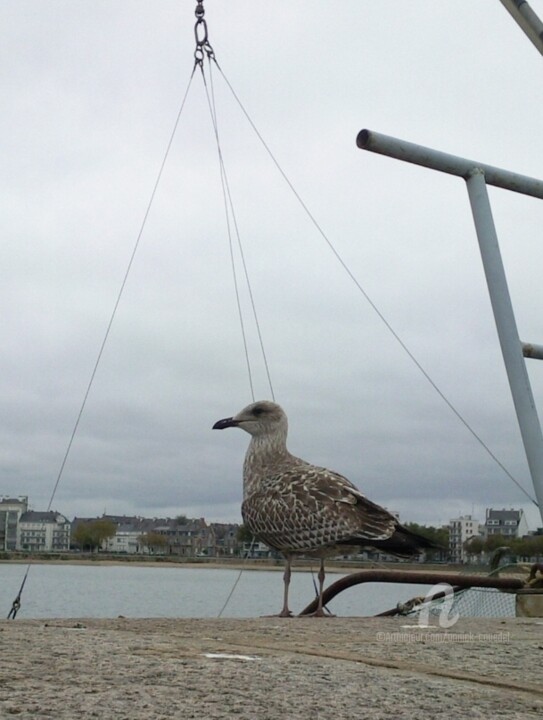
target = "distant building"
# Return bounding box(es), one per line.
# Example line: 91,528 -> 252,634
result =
484,508 -> 529,539
243,540 -> 275,559
17,511 -> 71,552
0,497 -> 28,551
102,522 -> 144,554
152,517 -> 215,557
210,523 -> 241,556
99,515 -> 146,554
82,514 -> 221,556
449,515 -> 480,563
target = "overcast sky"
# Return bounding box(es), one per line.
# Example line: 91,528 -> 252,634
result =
2,1 -> 543,531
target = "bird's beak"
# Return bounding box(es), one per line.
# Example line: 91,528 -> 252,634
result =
212,416 -> 241,430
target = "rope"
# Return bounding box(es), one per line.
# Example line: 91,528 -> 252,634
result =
210,59 -> 537,508
7,70 -> 197,619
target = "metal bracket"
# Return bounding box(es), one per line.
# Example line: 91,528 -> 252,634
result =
357,129 -> 543,523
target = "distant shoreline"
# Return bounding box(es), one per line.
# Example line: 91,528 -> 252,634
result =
0,554 -> 484,575
1,557 -> 287,572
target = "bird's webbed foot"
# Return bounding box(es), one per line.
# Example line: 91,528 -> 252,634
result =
299,608 -> 336,618
262,607 -> 294,618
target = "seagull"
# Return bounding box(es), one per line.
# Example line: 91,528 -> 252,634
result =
213,400 -> 437,617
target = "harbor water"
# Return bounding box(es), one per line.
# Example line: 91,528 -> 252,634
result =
0,562 -> 439,619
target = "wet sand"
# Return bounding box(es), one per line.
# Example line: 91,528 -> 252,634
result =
1,616 -> 542,719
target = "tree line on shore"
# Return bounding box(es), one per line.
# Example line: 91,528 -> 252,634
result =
464,532 -> 543,560
71,519 -> 450,555
71,518 -> 543,561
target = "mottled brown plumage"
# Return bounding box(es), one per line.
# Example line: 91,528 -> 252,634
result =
213,400 -> 434,616
241,467 -> 396,555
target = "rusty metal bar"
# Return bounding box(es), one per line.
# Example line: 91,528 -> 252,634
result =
299,569 -> 524,616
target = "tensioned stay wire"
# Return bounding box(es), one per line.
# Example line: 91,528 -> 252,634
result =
210,61 -> 276,402
45,70 -> 197,516
7,68 -> 197,619
196,55 -> 278,616
199,58 -> 275,402
209,58 -> 537,508
8,5 -> 535,623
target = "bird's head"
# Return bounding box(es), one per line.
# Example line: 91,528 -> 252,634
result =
213,400 -> 287,438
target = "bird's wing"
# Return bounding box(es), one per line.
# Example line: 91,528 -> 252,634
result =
306,466 -> 398,539
241,466 -> 396,554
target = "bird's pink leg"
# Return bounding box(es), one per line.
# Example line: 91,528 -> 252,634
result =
278,557 -> 293,617
315,558 -> 327,617
303,559 -> 335,617
262,557 -> 293,617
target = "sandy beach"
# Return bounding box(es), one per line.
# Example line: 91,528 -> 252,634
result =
1,616 -> 542,719
0,555 -> 471,574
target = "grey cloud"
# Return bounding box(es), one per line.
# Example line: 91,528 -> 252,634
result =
2,1 -> 543,532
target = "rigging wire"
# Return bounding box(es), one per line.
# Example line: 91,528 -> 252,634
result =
192,4 -> 536,615
205,73 -> 256,402
199,57 -> 275,401
8,0 -> 536,623
47,75 -> 196,517
217,537 -> 255,618
193,5 -> 277,617
8,0 -> 272,621
209,61 -> 275,402
211,60 -> 537,508
7,69 -> 197,620
198,50 -> 276,616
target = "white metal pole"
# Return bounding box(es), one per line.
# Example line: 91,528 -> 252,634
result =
466,169 -> 543,520
357,129 -> 543,199
523,342 -> 543,360
499,0 -> 543,56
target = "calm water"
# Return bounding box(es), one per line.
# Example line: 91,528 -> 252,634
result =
0,563 -> 437,619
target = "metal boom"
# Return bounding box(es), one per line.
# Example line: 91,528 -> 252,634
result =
357,128 -> 543,524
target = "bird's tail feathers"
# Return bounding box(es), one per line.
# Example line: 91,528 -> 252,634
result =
358,525 -> 443,558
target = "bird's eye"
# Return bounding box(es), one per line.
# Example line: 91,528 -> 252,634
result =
252,406 -> 265,416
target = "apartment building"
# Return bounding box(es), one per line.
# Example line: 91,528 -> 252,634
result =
449,514 -> 480,563
0,496 -> 28,550
484,508 -> 529,538
17,511 -> 71,552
